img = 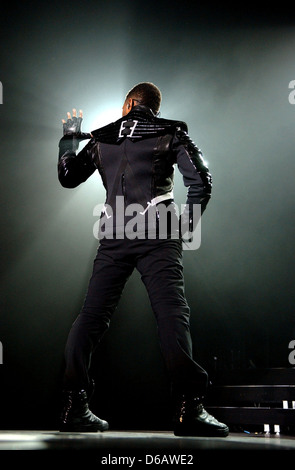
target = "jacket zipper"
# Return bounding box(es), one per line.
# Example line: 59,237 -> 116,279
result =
121,173 -> 125,196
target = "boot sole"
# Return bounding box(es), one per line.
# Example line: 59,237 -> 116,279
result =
59,422 -> 109,433
174,426 -> 229,438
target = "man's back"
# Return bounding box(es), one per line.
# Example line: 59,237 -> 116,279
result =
58,104 -> 211,240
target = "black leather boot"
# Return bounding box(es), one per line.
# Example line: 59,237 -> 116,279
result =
59,389 -> 109,432
174,396 -> 229,437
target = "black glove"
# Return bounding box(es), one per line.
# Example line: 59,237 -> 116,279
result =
59,113 -> 92,155
63,114 -> 90,137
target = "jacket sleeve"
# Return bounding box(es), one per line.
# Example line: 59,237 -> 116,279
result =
172,128 -> 212,233
58,135 -> 97,188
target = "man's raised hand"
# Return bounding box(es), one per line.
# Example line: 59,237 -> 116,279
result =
62,108 -> 83,135
60,108 -> 92,142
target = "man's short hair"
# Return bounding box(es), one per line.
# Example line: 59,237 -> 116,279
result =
125,82 -> 162,114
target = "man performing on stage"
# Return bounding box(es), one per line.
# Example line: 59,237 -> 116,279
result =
57,82 -> 228,437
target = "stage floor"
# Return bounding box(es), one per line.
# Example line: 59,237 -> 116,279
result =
0,430 -> 295,465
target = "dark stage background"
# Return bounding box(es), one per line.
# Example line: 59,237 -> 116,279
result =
0,2 -> 294,430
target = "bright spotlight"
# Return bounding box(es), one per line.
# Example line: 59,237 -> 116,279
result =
89,106 -> 121,132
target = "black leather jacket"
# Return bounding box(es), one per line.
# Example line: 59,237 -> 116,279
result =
58,105 -> 212,238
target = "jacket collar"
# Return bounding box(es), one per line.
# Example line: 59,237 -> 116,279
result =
127,104 -> 157,119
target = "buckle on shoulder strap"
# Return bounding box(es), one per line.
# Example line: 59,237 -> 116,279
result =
118,120 -> 138,138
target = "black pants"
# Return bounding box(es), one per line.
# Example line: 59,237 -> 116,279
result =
64,237 -> 208,399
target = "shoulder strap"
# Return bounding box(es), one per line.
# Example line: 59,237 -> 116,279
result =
91,112 -> 188,144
